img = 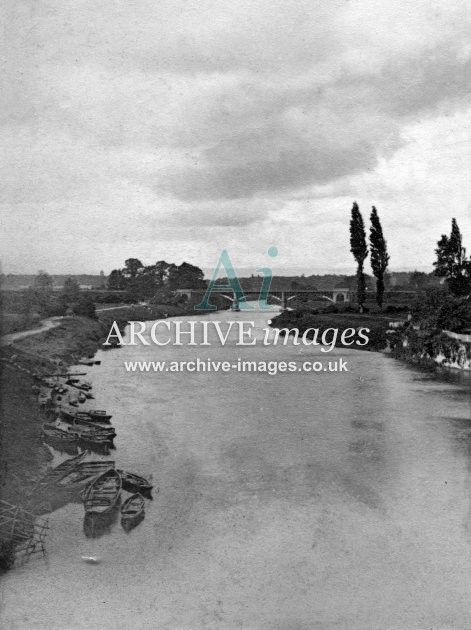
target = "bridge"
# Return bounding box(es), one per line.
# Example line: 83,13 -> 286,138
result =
174,287 -> 351,309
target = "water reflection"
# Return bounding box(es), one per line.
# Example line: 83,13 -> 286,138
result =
83,508 -> 120,539
3,307 -> 471,629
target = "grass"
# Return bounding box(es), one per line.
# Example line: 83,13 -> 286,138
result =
271,309 -> 395,351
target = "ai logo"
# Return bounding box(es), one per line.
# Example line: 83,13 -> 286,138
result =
194,247 -> 278,311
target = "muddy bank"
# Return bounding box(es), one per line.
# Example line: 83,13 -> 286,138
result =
0,301 -> 218,511
0,316 -> 108,511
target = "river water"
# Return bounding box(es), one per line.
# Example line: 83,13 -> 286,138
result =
2,306 -> 471,629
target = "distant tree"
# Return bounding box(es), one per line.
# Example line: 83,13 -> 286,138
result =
166,263 -> 180,289
33,270 -> 53,290
108,269 -> 126,290
369,206 -> 390,308
99,270 -> 106,288
349,202 -> 368,311
61,277 -> 80,303
123,258 -> 144,279
433,218 -> 471,296
408,271 -> 439,290
409,271 -> 427,289
154,261 -> 171,287
20,287 -> 37,317
171,262 -> 206,289
31,270 -> 56,316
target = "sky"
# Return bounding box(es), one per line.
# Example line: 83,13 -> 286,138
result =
1,0 -> 471,276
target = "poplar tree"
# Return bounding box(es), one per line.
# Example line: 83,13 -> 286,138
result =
349,202 -> 368,311
434,218 -> 471,296
369,206 -> 390,308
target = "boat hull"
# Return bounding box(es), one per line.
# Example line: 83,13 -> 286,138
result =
82,469 -> 121,514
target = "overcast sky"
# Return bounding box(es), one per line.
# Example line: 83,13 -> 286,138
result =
1,0 -> 471,276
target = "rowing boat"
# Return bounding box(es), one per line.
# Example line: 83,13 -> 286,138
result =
121,493 -> 145,530
58,460 -> 115,488
117,470 -> 153,494
82,468 -> 121,514
87,410 -> 112,423
43,450 -> 89,483
42,423 -> 78,444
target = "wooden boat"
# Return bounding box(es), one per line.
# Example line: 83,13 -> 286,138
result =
42,423 -> 78,444
121,493 -> 145,526
64,424 -> 114,443
41,450 -> 89,484
61,409 -> 109,425
82,468 -> 121,514
87,410 -> 112,423
59,407 -> 77,422
77,433 -> 113,451
117,470 -> 153,494
72,418 -> 116,438
58,460 -> 115,488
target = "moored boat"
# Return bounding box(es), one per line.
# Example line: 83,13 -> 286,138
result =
72,417 -> 116,438
82,468 -> 121,514
40,450 -> 89,484
121,493 -> 145,528
87,410 -> 112,423
77,433 -> 113,452
117,470 -> 153,494
59,407 -> 78,422
66,424 -> 114,442
58,460 -> 116,488
42,423 -> 78,444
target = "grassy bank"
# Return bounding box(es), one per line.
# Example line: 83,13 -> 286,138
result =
270,309 -> 392,351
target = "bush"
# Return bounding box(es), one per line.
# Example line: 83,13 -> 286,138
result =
73,296 -> 96,318
322,304 -> 339,313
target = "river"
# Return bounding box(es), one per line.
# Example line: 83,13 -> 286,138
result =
2,305 -> 471,629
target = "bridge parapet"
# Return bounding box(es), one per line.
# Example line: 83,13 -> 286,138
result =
174,287 -> 351,304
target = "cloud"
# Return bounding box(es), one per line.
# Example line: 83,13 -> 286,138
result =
1,0 -> 471,272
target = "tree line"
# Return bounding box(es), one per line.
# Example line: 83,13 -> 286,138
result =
349,203 -> 470,310
13,272 -> 96,319
107,258 -> 206,299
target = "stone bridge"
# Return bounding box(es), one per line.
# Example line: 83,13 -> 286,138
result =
174,287 -> 351,308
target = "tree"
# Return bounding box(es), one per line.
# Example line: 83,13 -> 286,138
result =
171,262 -> 206,289
154,261 -> 171,287
33,270 -> 53,290
108,269 -> 126,290
349,202 -> 368,310
123,258 -> 143,279
61,277 -> 80,303
369,206 -> 390,308
433,218 -> 471,296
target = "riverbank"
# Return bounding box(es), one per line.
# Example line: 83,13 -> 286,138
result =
0,299 -> 225,563
269,308 -> 471,370
0,316 -> 108,524
269,309 -> 392,351
0,307 -> 170,553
